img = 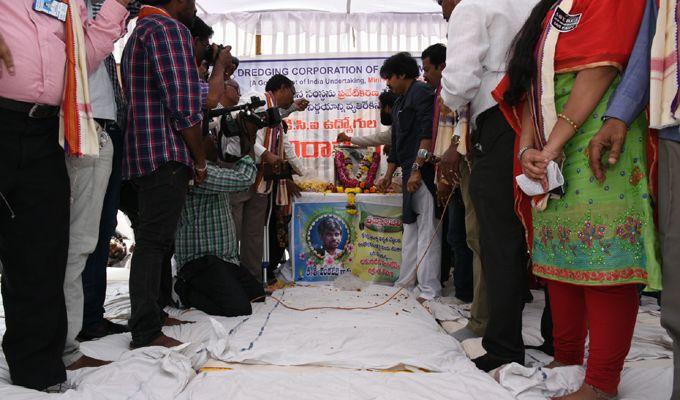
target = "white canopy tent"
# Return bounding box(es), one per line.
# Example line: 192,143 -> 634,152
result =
195,0 -> 442,14
115,0 -> 448,58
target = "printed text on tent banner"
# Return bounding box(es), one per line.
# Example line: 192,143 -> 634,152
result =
233,54 -> 421,182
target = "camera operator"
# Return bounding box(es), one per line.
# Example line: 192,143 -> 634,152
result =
231,74 -> 308,282
173,131 -> 264,317
190,16 -> 232,110
0,0 -> 130,391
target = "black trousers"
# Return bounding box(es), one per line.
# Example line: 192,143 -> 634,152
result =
175,256 -> 264,317
121,161 -> 190,347
119,183 -> 175,311
0,108 -> 69,390
469,106 -> 528,363
448,188 -> 473,302
82,123 -> 123,332
440,208 -> 452,286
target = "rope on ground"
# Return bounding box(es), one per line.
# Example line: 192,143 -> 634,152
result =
267,187 -> 455,312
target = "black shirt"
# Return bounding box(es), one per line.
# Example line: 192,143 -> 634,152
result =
388,81 -> 436,224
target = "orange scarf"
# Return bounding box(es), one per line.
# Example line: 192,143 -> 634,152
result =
59,0 -> 98,157
138,5 -> 171,19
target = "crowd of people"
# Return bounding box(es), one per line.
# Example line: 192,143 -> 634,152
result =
0,0 -> 677,399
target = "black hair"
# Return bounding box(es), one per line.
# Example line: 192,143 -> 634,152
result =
378,90 -> 398,109
379,52 -> 420,80
318,217 -> 342,235
265,74 -> 295,93
421,43 -> 447,67
504,0 -> 559,106
190,16 -> 214,41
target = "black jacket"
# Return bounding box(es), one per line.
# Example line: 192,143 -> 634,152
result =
388,81 -> 436,224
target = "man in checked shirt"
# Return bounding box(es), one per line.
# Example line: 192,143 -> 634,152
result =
173,134 -> 264,317
120,0 -> 207,350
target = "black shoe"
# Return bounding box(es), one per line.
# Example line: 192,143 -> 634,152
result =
77,319 -> 130,342
526,342 -> 555,357
455,294 -> 473,303
472,354 -> 522,372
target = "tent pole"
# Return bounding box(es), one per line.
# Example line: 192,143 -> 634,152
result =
255,34 -> 262,56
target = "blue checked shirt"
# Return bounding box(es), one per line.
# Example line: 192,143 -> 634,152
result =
175,156 -> 257,268
121,14 -> 204,179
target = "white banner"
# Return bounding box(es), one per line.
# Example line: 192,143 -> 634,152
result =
233,54 -> 422,182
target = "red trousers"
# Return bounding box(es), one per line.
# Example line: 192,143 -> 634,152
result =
547,280 -> 639,394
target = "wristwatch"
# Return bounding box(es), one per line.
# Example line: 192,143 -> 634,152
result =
417,148 -> 430,160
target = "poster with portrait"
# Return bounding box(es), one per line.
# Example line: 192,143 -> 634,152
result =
291,193 -> 403,284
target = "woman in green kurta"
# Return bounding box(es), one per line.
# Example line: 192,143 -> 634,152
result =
495,0 -> 661,399
531,73 -> 661,290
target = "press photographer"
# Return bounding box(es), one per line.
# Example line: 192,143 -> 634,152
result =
173,108 -> 264,317
190,16 -> 232,110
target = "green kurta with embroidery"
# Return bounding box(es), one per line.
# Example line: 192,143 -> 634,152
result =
531,73 -> 662,290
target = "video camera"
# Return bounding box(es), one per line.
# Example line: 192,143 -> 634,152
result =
207,96 -> 283,163
204,44 -> 240,68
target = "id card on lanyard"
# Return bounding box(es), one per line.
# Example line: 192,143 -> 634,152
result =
33,0 -> 68,22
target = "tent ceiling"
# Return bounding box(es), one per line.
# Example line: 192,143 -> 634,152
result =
196,0 -> 441,15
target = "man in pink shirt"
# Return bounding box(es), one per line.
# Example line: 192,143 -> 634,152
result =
0,0 -> 129,391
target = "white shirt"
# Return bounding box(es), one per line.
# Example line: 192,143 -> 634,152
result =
87,0 -> 117,121
440,0 -> 538,127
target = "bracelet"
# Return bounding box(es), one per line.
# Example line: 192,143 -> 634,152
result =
195,163 -> 208,173
557,113 -> 579,132
517,145 -> 533,161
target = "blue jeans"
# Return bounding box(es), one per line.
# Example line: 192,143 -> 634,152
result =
81,123 -> 123,333
448,188 -> 473,302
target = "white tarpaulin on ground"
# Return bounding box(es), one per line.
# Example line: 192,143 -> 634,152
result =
0,284 -> 513,399
0,274 -> 674,399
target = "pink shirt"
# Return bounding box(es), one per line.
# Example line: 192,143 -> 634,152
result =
0,0 -> 128,106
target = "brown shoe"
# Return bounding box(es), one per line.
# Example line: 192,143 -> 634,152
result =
131,333 -> 184,350
66,355 -> 111,370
